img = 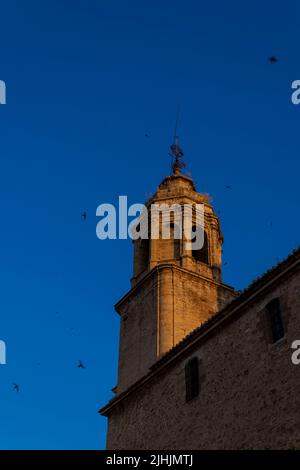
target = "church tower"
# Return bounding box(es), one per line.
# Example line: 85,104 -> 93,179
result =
115,141 -> 236,394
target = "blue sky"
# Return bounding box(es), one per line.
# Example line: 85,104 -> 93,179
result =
0,0 -> 299,449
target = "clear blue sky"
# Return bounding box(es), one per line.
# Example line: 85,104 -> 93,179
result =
0,0 -> 299,449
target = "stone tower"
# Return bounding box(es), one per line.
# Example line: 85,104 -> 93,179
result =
115,147 -> 236,394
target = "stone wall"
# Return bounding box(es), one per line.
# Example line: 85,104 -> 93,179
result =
116,264 -> 235,394
116,273 -> 158,394
106,267 -> 300,449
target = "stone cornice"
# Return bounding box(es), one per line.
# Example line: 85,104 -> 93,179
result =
115,262 -> 235,313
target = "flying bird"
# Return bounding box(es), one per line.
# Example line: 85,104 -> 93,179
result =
81,212 -> 87,221
12,383 -> 20,393
225,186 -> 232,189
144,133 -> 150,138
77,360 -> 86,369
268,56 -> 278,64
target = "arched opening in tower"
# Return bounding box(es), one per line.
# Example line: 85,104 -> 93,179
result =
191,227 -> 209,264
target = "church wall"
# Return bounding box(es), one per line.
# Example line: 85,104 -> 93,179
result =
117,274 -> 158,393
117,265 -> 235,393
106,267 -> 300,449
157,266 -> 236,354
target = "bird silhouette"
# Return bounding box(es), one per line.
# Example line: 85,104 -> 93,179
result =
225,186 -> 232,189
77,360 -> 86,369
13,383 -> 20,392
268,56 -> 278,64
81,212 -> 87,221
144,133 -> 150,138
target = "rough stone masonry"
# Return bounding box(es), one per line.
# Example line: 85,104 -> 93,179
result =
100,170 -> 300,450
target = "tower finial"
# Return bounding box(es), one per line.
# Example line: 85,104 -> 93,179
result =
169,107 -> 186,175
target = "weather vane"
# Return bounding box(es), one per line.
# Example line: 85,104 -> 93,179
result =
169,107 -> 186,175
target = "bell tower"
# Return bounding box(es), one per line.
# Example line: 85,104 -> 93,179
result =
115,143 -> 236,394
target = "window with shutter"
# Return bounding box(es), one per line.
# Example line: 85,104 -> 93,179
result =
185,357 -> 200,402
266,298 -> 284,343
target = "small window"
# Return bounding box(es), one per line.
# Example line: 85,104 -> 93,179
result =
160,223 -> 181,260
266,298 -> 284,343
185,357 -> 200,401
